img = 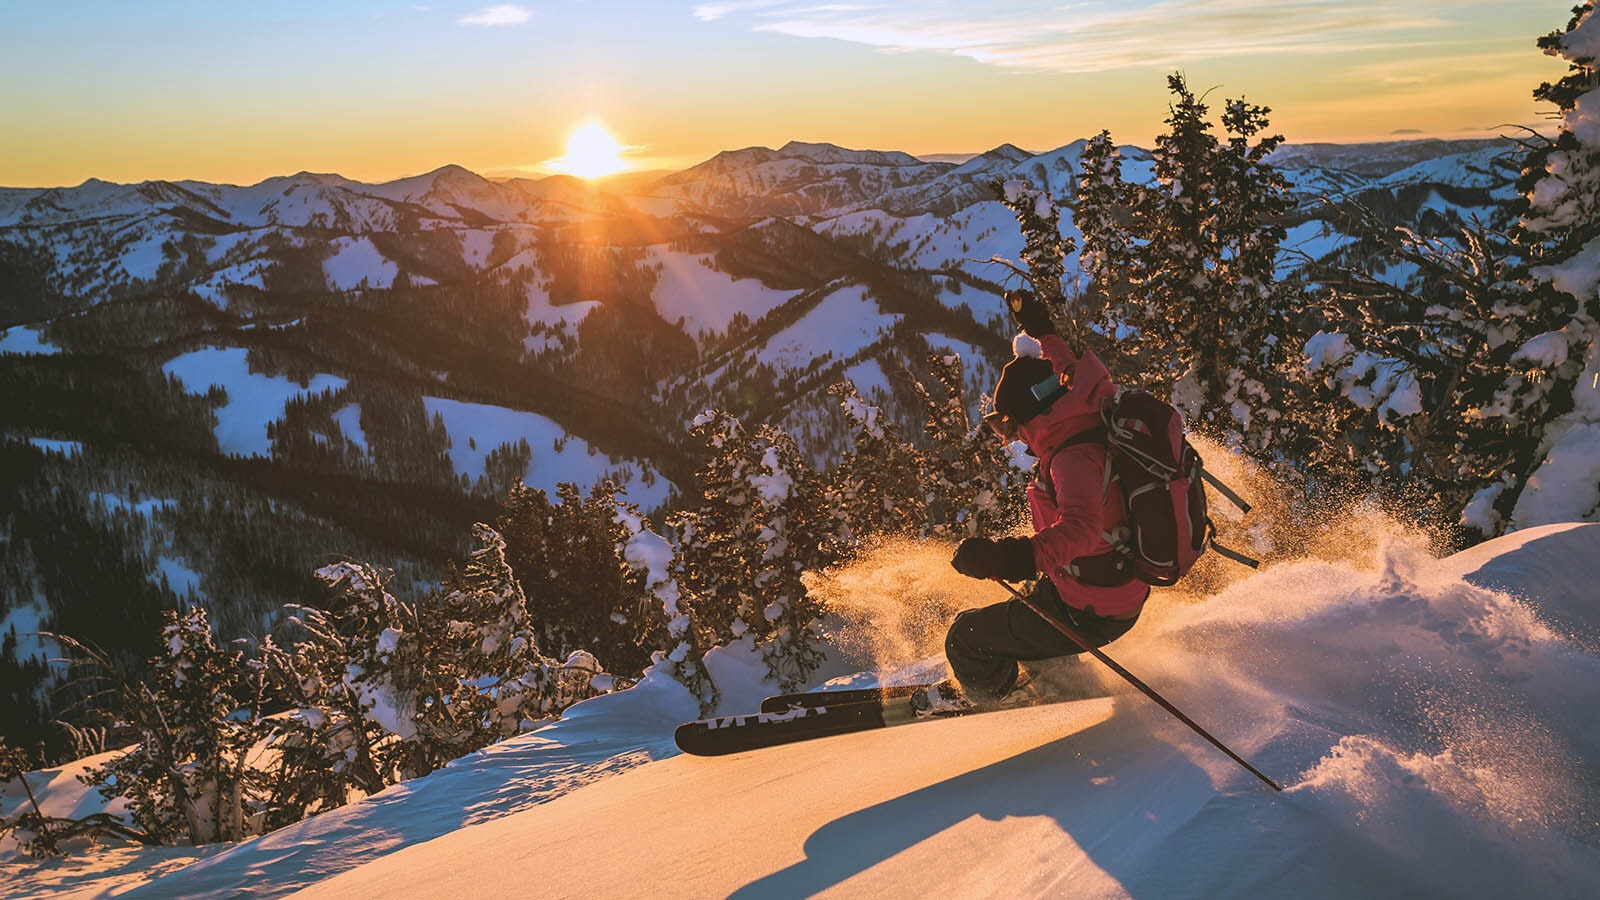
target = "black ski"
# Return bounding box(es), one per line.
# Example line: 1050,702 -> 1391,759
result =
675,666 -> 1139,756
760,667 -> 1126,716
758,681 -> 941,713
674,689 -> 962,757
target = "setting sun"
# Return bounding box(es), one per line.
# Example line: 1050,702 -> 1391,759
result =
546,120 -> 630,179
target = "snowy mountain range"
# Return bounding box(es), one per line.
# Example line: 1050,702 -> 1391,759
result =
0,136 -> 1516,310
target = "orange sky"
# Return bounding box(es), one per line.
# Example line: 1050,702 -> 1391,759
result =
0,1 -> 1577,187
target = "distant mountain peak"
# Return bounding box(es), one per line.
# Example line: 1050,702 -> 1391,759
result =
987,143 -> 1032,159
426,163 -> 481,181
287,171 -> 349,183
776,141 -> 925,167
949,143 -> 1036,176
778,140 -> 842,154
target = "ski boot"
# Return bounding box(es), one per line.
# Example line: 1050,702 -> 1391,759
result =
910,681 -> 975,717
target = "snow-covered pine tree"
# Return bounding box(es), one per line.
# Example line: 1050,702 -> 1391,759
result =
85,608 -> 268,845
749,431 -> 829,692
1296,6 -> 1600,537
992,178 -> 1083,347
1045,76 -> 1295,454
907,352 -> 1029,539
1073,130 -> 1143,337
1135,76 -> 1294,450
1495,1 -> 1600,530
615,506 -> 715,709
268,562 -> 418,792
669,411 -> 761,660
823,381 -> 928,546
496,481 -> 654,675
420,524 -> 544,757
997,77 -> 1295,454
433,523 -> 605,730
1295,213 -> 1533,531
670,410 -> 829,692
253,630 -> 379,829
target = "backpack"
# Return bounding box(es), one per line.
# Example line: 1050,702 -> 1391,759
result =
1038,390 -> 1257,588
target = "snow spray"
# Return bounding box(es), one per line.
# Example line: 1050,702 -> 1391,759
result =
802,536 -> 1016,674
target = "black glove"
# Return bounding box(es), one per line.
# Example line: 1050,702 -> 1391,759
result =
950,537 -> 1037,582
1006,289 -> 1056,338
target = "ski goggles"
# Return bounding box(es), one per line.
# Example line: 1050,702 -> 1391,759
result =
983,409 -> 1024,440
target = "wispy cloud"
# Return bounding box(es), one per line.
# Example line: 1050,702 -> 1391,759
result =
459,4 -> 533,27
1344,47 -> 1530,83
692,1 -> 1502,73
694,1 -> 789,23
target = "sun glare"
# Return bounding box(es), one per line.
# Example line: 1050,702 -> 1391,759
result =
548,120 -> 630,179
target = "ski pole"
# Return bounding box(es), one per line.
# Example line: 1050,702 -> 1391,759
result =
997,580 -> 1282,792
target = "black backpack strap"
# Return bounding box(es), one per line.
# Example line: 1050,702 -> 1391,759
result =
1198,466 -> 1252,514
1063,424 -> 1108,449
1208,533 -> 1261,568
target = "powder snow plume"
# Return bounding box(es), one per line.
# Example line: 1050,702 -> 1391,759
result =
803,536 -> 1012,676
1108,523 -> 1600,896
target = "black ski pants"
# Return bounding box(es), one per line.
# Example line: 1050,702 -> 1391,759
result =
945,578 -> 1146,700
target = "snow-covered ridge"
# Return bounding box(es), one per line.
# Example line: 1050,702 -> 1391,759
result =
0,136 -> 1516,312
0,163 -> 625,232
1266,138 -> 1510,177
0,136 -> 1518,232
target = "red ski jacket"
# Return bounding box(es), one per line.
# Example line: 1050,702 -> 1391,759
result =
1017,334 -> 1150,618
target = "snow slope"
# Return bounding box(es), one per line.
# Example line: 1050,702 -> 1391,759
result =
9,522 -> 1597,899
162,347 -> 347,456
422,395 -> 674,509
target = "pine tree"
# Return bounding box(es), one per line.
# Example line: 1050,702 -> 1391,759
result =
298,533 -> 606,783
1495,1 -> 1600,530
1294,213 -> 1532,531
270,561 -> 417,792
747,428 -> 829,691
255,630 -> 379,829
414,524 -> 544,763
1293,4 -> 1600,536
430,523 -> 604,731
615,507 -> 715,708
1134,76 -> 1294,447
83,608 -> 268,845
1036,76 -> 1295,454
669,411 -> 829,691
992,177 -> 1083,346
823,381 -> 927,545
908,353 -> 1030,539
1073,130 -> 1143,332
496,481 -> 655,675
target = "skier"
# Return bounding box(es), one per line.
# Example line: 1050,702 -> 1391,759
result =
940,290 -> 1148,706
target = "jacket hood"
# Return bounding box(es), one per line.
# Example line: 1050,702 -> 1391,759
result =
1017,349 -> 1117,458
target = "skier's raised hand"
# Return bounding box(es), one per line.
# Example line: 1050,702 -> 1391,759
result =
1006,289 -> 1055,338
